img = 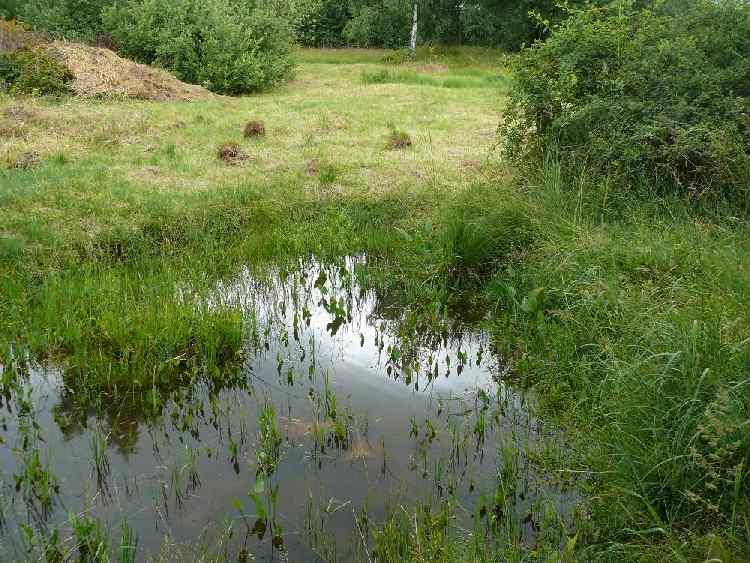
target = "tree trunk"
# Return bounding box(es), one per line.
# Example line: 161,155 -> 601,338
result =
410,1 -> 418,56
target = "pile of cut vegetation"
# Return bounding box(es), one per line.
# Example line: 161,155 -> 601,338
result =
50,42 -> 213,101
1,20 -> 212,101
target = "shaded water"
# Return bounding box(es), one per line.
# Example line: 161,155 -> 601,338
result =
0,257 -> 577,561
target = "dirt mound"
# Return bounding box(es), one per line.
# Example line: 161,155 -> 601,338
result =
50,42 -> 214,102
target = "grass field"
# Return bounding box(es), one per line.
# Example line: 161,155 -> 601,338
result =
1,47 -> 748,561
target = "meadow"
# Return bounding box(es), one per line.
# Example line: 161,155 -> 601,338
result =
1,47 -> 748,561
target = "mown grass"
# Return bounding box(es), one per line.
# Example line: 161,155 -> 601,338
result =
0,50 -> 503,406
1,46 -> 748,560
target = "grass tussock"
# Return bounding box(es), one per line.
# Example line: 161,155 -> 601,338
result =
316,161 -> 339,185
243,120 -> 266,138
217,141 -> 248,165
7,150 -> 40,170
439,187 -> 535,288
386,127 -> 412,150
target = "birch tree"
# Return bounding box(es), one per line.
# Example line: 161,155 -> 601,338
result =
409,0 -> 418,55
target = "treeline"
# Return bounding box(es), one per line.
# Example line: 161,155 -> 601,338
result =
288,0 -> 577,50
2,0 -> 583,51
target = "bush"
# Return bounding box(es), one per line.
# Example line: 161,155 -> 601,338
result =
102,0 -> 295,95
0,47 -> 73,96
503,1 -> 750,202
0,1 -> 23,20
18,0 -> 115,42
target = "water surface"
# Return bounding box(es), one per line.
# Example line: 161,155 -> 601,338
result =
0,257 -> 576,561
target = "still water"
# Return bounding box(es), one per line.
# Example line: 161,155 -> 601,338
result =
0,257 -> 576,561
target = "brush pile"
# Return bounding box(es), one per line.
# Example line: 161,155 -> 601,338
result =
50,42 -> 214,101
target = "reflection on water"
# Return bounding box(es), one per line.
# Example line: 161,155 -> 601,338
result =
0,257 -> 578,561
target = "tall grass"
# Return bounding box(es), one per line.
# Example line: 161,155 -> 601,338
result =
477,158 -> 750,557
362,68 -> 509,90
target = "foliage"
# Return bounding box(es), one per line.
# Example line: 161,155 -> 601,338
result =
0,0 -> 23,20
503,0 -> 750,204
294,0 -> 353,47
0,47 -> 73,96
102,0 -> 295,94
284,0 -> 584,49
481,156 -> 750,547
460,0 -> 571,49
344,0 -> 412,49
17,0 -> 115,42
7,0 -> 590,51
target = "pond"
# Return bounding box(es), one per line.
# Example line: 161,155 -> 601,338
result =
0,257 -> 578,561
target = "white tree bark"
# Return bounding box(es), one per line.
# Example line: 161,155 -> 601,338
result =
410,1 -> 418,56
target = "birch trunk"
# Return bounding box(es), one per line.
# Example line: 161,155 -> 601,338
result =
409,1 -> 418,56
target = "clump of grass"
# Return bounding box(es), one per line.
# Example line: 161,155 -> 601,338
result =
217,142 -> 248,165
119,521 -> 138,563
386,126 -> 412,150
439,186 -> 535,287
305,159 -> 318,176
70,512 -> 109,561
316,161 -> 339,185
243,120 -> 266,138
90,427 -> 111,486
7,150 -> 40,170
14,445 -> 59,512
257,401 -> 282,476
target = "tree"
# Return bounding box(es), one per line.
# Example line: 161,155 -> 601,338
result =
409,0 -> 418,54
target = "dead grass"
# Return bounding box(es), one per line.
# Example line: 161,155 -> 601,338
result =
7,150 -> 40,170
414,63 -> 450,74
3,104 -> 36,122
217,142 -> 248,165
243,120 -> 266,138
0,119 -> 25,139
305,159 -> 318,176
0,20 -> 43,52
50,42 -> 214,102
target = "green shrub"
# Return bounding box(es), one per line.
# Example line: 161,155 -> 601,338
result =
19,0 -> 115,42
0,47 -> 73,96
0,1 -> 23,20
102,0 -> 295,95
503,1 -> 750,203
